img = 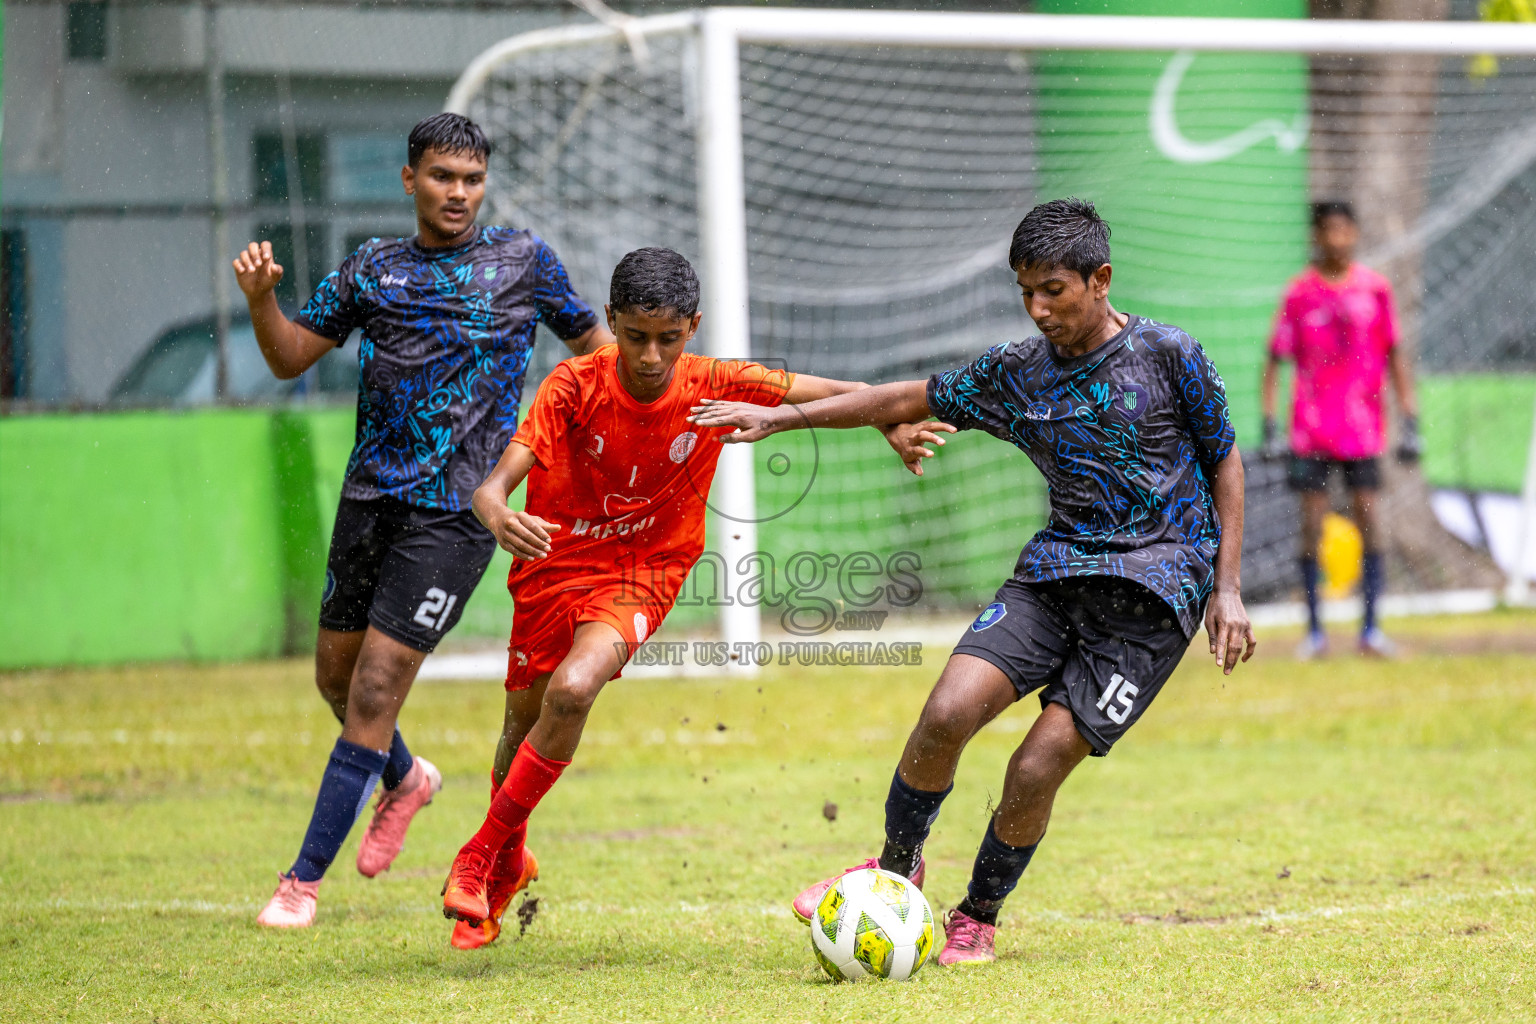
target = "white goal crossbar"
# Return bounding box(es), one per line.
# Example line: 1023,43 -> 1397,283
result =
447,10 -> 1536,658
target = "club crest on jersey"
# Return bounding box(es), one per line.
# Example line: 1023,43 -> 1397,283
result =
669,431 -> 698,464
1119,383 -> 1149,421
633,613 -> 649,644
971,602 -> 1007,632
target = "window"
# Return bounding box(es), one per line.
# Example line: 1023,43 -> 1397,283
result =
2,230 -> 28,399
255,222 -> 329,309
252,133 -> 327,205
330,134 -> 406,202
66,2 -> 108,62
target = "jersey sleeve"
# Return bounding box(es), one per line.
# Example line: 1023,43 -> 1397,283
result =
710,360 -> 793,407
1171,334 -> 1236,469
294,243 -> 373,344
531,237 -> 599,342
925,344 -> 1013,438
511,363 -> 582,469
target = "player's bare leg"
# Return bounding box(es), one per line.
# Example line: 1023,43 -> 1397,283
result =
444,622 -> 626,925
792,655 -> 1015,923
337,628 -> 427,750
1297,490 -> 1330,659
494,672 -> 552,785
522,621 -> 628,761
314,627 -> 364,720
897,655 -> 1019,791
939,702 -> 1091,966
990,703 -> 1092,846
1351,487 -> 1394,656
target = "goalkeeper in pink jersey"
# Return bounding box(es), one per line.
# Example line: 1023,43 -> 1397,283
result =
1261,201 -> 1421,659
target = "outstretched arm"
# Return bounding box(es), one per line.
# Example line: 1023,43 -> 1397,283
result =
472,441 -> 560,560
692,379 -> 934,438
693,377 -> 954,475
231,241 -> 338,380
1203,447 -> 1256,675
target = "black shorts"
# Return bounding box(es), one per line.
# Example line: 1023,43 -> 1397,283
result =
319,496 -> 497,653
953,576 -> 1190,756
1288,456 -> 1381,492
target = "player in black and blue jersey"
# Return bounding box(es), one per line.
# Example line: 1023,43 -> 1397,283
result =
690,198 -> 1256,965
231,113 -> 614,928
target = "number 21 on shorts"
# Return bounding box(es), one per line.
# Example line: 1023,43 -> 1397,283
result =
413,587 -> 458,632
1096,672 -> 1139,725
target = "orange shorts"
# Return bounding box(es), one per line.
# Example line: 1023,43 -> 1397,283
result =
504,577 -> 671,691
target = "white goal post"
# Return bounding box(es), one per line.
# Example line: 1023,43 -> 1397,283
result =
447,9 -> 1536,657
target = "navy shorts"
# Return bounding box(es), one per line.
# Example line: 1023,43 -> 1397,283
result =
1288,455 -> 1381,492
319,496 -> 496,653
953,576 -> 1191,756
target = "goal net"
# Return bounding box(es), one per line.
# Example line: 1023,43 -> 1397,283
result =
448,10 -> 1536,644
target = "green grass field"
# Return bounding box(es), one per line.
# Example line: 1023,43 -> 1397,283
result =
4,612 -> 1536,1023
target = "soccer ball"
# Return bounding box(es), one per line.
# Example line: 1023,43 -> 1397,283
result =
810,867 -> 934,982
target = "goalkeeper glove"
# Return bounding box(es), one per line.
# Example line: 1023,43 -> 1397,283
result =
1260,417 -> 1288,462
1396,414 -> 1424,465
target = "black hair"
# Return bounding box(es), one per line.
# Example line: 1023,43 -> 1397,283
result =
1007,197 -> 1111,282
408,112 -> 491,168
609,247 -> 700,318
1312,200 -> 1356,228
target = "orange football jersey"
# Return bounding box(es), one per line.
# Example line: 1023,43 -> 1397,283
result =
508,344 -> 791,611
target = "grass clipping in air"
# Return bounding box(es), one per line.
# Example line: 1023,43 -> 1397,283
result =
2,611 -> 1535,1022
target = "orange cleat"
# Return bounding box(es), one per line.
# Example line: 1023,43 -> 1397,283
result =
441,844 -> 494,925
450,847 -> 539,950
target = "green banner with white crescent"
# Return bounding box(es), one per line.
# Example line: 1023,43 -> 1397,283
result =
1034,0 -> 1310,444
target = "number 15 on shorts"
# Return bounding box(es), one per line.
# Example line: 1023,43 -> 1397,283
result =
1097,673 -> 1139,725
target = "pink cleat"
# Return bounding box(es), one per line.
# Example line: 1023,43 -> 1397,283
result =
256,873 -> 320,928
357,757 -> 442,878
937,908 -> 997,966
792,856 -> 926,924
1359,627 -> 1398,659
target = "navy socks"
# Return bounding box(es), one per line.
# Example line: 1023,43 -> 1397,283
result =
325,706 -> 411,792
380,729 -> 415,791
878,770 -> 951,877
956,819 -> 1040,926
1362,551 -> 1384,634
1300,556 -> 1321,634
291,738 -> 388,883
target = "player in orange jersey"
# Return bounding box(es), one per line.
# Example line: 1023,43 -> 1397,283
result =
441,247 -> 941,948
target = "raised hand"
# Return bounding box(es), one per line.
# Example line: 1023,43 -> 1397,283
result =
687,399 -> 786,442
487,508 -> 561,560
231,240 -> 285,300
880,420 -> 958,476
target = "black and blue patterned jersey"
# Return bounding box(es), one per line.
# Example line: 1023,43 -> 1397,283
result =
295,227 -> 598,511
927,315 -> 1235,638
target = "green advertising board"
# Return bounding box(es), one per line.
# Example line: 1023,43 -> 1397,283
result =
1035,0 -> 1310,443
